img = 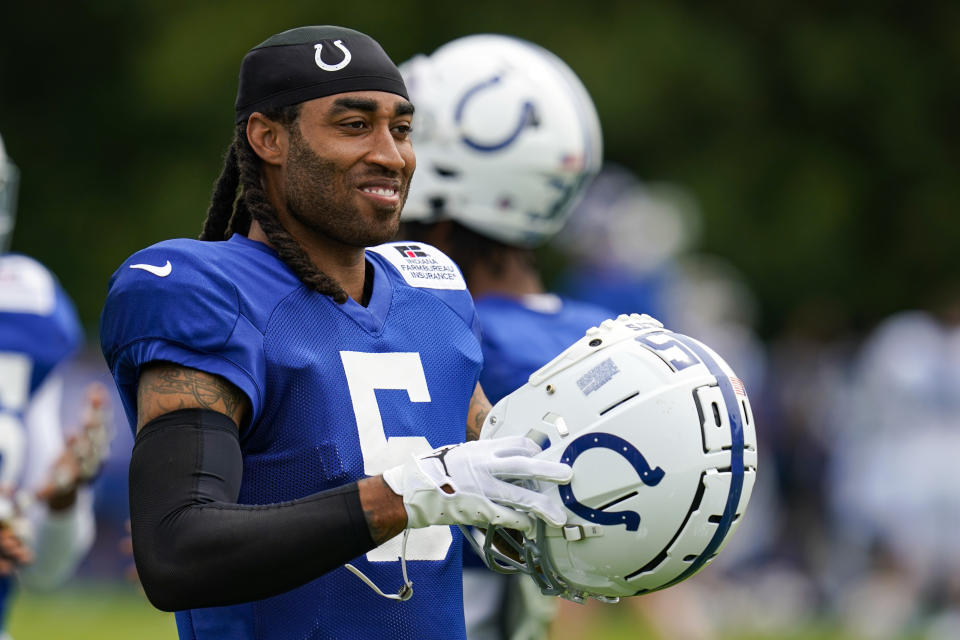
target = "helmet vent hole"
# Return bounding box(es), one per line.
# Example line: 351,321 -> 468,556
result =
428,197 -> 447,218
600,391 -> 639,416
741,400 -> 750,424
711,403 -> 722,427
625,472 -> 709,581
627,549 -> 668,578
707,514 -> 740,525
433,165 -> 459,178
690,476 -> 707,511
683,554 -> 698,562
589,338 -> 602,347
597,491 -> 638,511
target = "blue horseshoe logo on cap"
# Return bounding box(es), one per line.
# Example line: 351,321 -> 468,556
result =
314,40 -> 352,72
455,75 -> 537,152
559,433 -> 665,532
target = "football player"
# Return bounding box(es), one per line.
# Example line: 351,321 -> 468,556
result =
0,131 -> 108,633
99,26 -> 573,640
398,35 -> 613,640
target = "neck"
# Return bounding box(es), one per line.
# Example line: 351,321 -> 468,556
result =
247,218 -> 368,302
467,250 -> 545,300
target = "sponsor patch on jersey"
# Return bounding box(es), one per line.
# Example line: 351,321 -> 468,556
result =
369,243 -> 467,290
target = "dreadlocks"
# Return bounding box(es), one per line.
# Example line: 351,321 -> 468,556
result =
199,105 -> 348,303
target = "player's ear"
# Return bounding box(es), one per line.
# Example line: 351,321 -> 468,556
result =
246,113 -> 288,167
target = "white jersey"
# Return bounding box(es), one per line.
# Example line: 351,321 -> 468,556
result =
0,254 -> 94,624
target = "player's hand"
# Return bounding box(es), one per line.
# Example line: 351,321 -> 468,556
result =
382,436 -> 572,535
0,521 -> 34,575
36,383 -> 113,511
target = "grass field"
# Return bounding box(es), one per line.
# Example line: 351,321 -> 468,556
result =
5,581 -> 867,640
8,583 -> 176,640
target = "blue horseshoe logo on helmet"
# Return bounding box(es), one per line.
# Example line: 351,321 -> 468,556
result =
559,433 -> 665,532
314,40 -> 352,72
455,75 -> 537,152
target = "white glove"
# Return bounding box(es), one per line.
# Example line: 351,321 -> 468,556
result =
382,436 -> 572,536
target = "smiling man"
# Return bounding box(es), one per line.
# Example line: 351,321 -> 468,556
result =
99,26 -> 572,640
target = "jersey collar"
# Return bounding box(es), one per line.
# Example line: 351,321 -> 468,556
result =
228,234 -> 393,334
336,252 -> 392,334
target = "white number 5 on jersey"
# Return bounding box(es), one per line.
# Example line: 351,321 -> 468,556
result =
340,351 -> 452,562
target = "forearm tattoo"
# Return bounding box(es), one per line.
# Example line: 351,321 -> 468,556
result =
466,384 -> 492,442
137,363 -> 247,431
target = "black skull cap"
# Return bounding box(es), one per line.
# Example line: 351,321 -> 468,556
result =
235,25 -> 408,123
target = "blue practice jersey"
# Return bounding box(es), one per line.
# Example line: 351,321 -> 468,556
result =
100,235 -> 483,640
0,254 -> 83,627
475,293 -> 615,405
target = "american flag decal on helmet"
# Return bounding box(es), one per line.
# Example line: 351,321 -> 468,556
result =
730,376 -> 747,397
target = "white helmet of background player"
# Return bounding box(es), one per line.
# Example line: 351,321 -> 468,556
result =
400,34 -> 603,247
467,314 -> 758,602
0,132 -> 19,252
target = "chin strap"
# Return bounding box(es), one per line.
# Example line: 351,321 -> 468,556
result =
344,528 -> 414,601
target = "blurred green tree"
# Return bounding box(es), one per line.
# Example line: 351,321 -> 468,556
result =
1,1 -> 957,339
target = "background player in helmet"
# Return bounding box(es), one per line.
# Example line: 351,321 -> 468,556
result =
0,131 -> 110,634
99,26 -> 573,640
398,34 -> 614,640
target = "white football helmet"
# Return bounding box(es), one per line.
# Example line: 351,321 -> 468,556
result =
400,34 -> 603,247
0,132 -> 18,252
468,314 -> 758,602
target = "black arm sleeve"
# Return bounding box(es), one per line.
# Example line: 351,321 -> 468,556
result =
129,409 -> 376,612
